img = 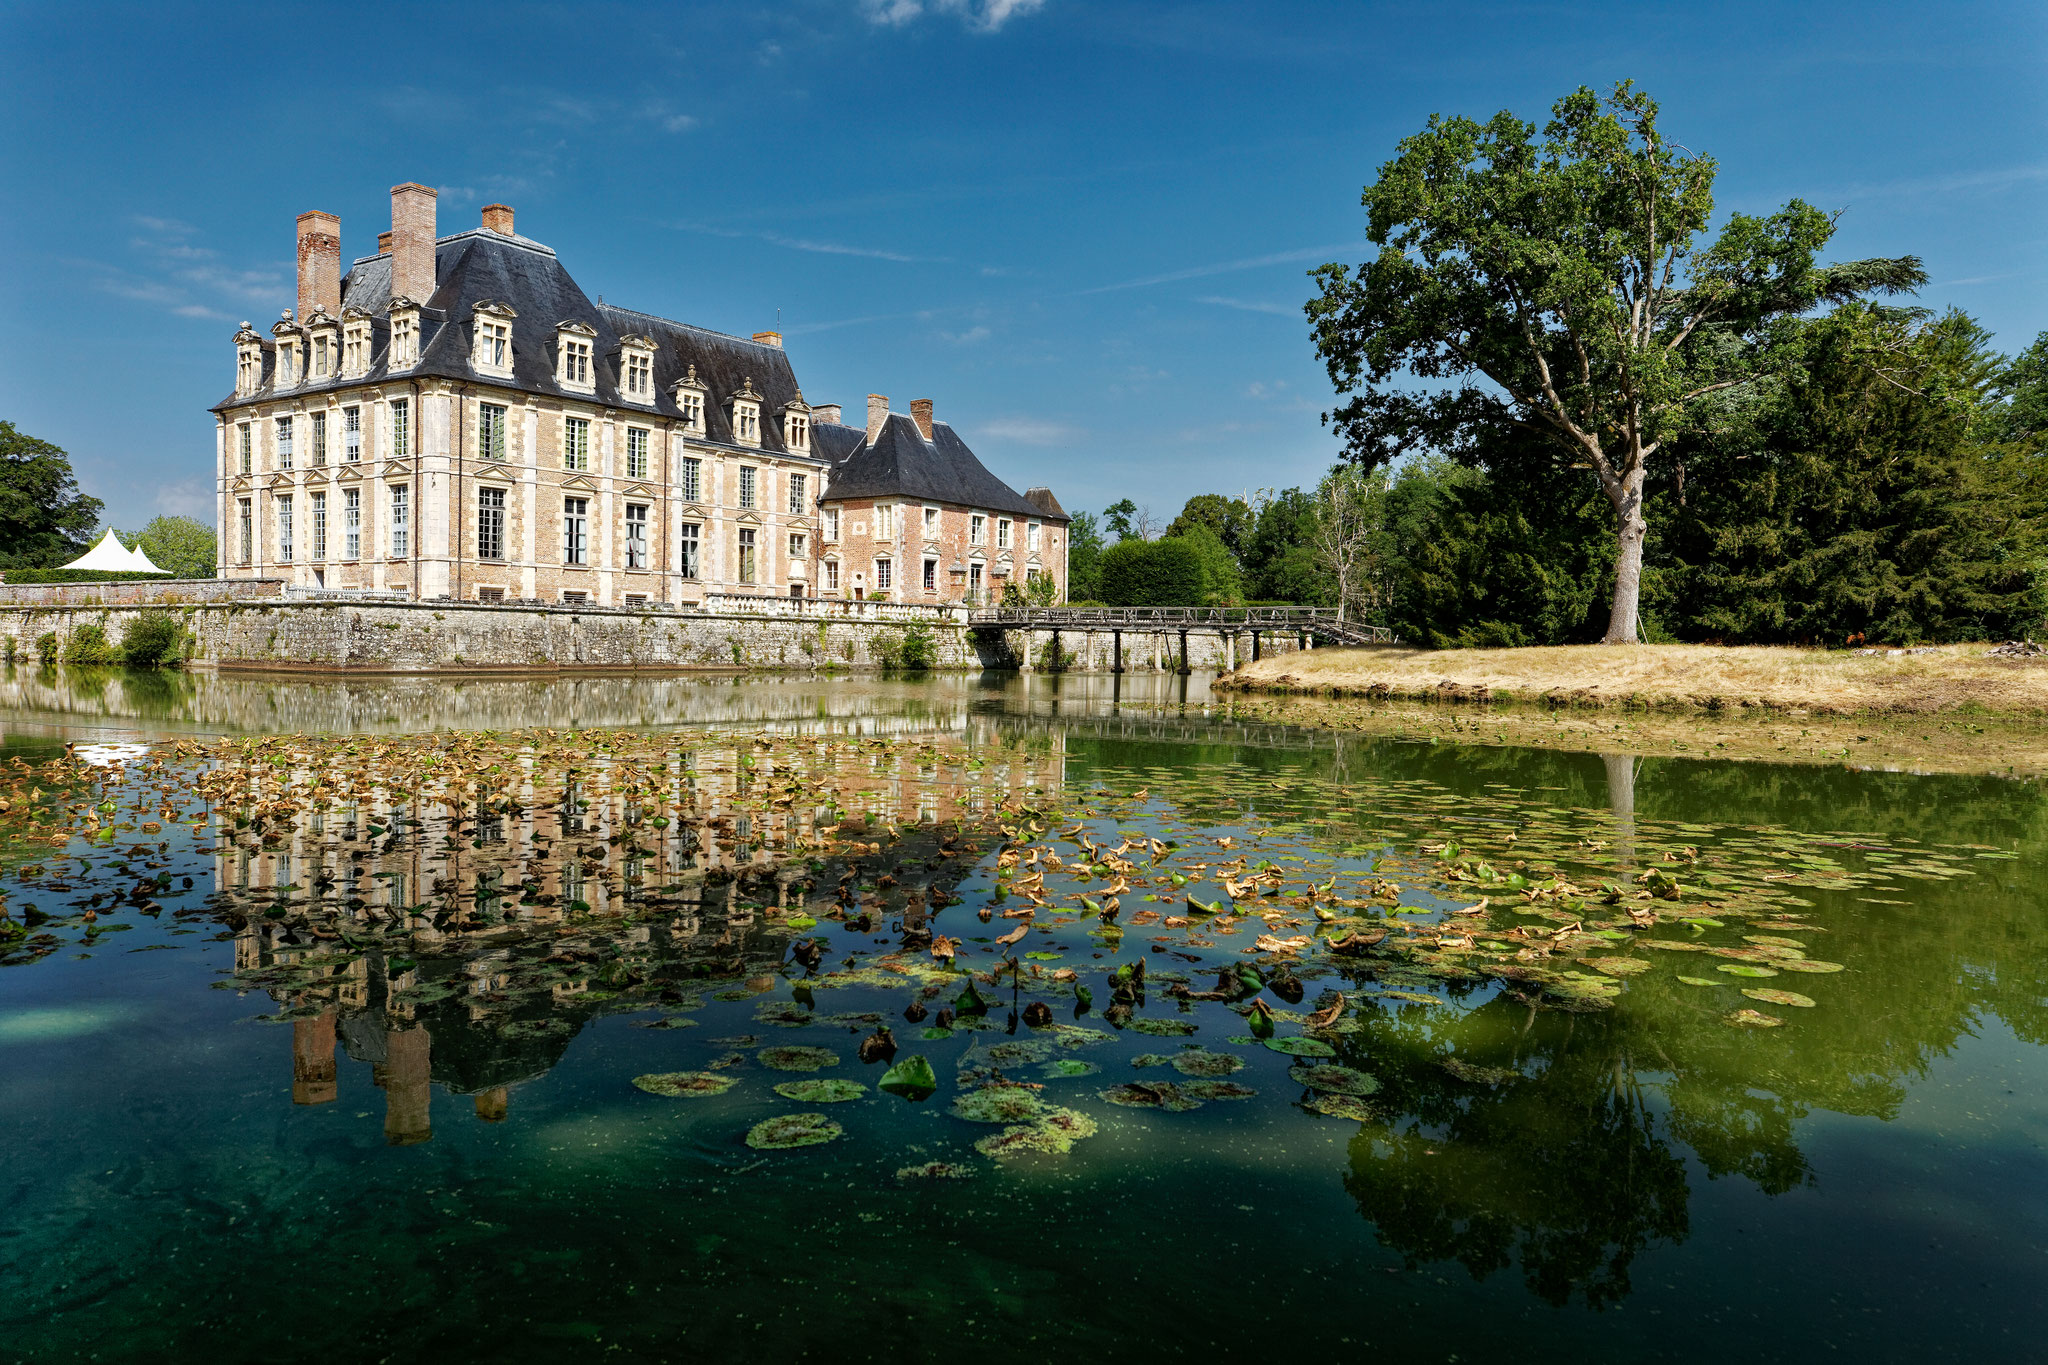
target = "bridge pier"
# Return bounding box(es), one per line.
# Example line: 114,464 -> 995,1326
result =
1177,629 -> 1191,675
1111,630 -> 1123,674
1252,630 -> 1261,662
1222,631 -> 1236,672
1049,629 -> 1061,673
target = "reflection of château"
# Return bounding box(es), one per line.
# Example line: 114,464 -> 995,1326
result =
221,731 -> 1064,1141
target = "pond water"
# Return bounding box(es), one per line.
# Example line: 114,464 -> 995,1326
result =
2,666 -> 2045,1363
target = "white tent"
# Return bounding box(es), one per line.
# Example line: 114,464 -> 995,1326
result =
63,529 -> 169,575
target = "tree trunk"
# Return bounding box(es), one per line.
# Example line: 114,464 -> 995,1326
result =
1602,468 -> 1648,644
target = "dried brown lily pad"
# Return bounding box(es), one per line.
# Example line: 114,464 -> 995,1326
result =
745,1112 -> 843,1149
1741,988 -> 1816,1008
1725,1008 -> 1784,1028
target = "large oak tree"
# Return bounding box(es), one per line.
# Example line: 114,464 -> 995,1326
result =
1307,82 -> 1922,643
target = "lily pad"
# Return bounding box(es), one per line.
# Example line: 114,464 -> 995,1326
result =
1100,1081 -> 1203,1111
1716,964 -> 1780,978
974,1107 -> 1098,1159
1263,1036 -> 1336,1057
773,1079 -> 867,1103
1288,1063 -> 1379,1096
633,1071 -> 736,1097
1725,1008 -> 1784,1028
952,1085 -> 1048,1124
1037,1058 -> 1101,1080
1676,976 -> 1726,987
920,1026 -> 955,1040
1589,956 -> 1653,977
1170,1050 -> 1245,1078
1303,1092 -> 1376,1120
1130,1053 -> 1174,1069
1179,1079 -> 1258,1101
1773,959 -> 1845,974
1128,1016 -> 1198,1036
878,1054 -> 939,1100
985,1039 -> 1054,1066
745,1112 -> 843,1149
758,1046 -> 839,1072
1741,988 -> 1816,1008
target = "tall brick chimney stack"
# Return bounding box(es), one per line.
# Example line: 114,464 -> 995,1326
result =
866,394 -> 889,444
910,399 -> 935,440
389,182 -> 438,303
377,231 -> 393,253
295,210 -> 341,318
481,203 -> 514,235
752,330 -> 783,348
814,403 -> 843,425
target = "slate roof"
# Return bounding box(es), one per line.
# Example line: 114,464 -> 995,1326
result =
816,413 -> 1067,522
212,229 -> 813,457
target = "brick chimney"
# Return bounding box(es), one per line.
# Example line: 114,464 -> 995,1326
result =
389,182 -> 438,303
813,403 -> 843,425
481,203 -> 514,235
910,398 -> 934,440
377,230 -> 393,253
753,330 -> 783,348
295,210 -> 341,318
866,394 -> 889,444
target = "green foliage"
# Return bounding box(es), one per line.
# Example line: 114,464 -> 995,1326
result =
1173,524 -> 1244,605
1065,511 -> 1107,602
1026,569 -> 1060,608
2,567 -> 171,584
1102,498 -> 1140,541
1167,494 -> 1254,556
120,612 -> 189,668
1988,330 -> 2048,445
35,632 -> 56,665
126,516 -> 217,579
0,422 -> 103,569
61,624 -> 118,665
1308,80 -> 1922,641
875,621 -> 938,671
1097,537 -> 1209,606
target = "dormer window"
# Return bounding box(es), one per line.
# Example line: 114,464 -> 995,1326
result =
556,321 -> 597,392
341,310 -> 372,377
271,317 -> 302,388
387,299 -> 420,371
309,324 -> 336,379
619,335 -> 656,404
672,363 -> 708,434
233,324 -> 263,396
783,390 -> 812,453
731,376 -> 763,448
471,301 -> 517,378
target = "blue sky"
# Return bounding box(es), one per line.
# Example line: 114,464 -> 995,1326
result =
2,0 -> 2043,532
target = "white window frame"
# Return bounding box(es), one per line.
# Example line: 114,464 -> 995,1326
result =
738,466 -> 757,510
343,405 -> 361,462
788,531 -> 807,560
788,472 -> 807,516
311,411 -> 327,467
389,484 -> 410,558
480,403 -> 509,462
388,311 -> 419,371
557,332 -> 595,391
680,456 -> 703,503
477,485 -> 506,560
563,497 -> 589,565
237,423 -> 252,475
389,398 -> 410,458
311,490 -> 327,559
997,518 -> 1012,549
472,305 -> 516,377
237,498 -> 252,564
738,526 -> 757,584
626,427 -> 650,480
625,503 -> 649,569
824,507 -> 840,542
1028,521 -> 1042,552
679,521 -> 701,579
276,415 -> 294,470
784,410 -> 809,452
734,401 -> 761,446
277,494 -> 295,562
562,416 -> 589,471
678,390 -> 704,433
343,487 -> 361,559
874,504 -> 894,540
923,506 -> 939,538
872,557 -> 892,592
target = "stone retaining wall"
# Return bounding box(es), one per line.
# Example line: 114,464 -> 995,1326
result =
0,600 -> 1312,674
0,578 -> 288,607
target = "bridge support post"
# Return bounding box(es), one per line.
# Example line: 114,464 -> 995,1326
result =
1177,629 -> 1191,675
1112,630 -> 1123,674
1222,631 -> 1235,672
1252,630 -> 1261,662
1049,629 -> 1061,673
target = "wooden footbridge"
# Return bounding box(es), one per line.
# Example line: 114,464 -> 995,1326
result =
967,605 -> 1395,672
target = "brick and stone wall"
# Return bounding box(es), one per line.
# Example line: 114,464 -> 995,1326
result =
0,578 -> 288,607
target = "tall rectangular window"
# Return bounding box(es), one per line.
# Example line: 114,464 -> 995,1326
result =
679,391 -> 703,431
277,416 -> 294,470
624,352 -> 651,398
343,487 -> 361,558
997,518 -> 1011,549
789,532 -> 807,560
343,406 -> 361,462
238,424 -> 252,475
278,495 -> 294,562
563,417 -> 588,471
390,399 -> 410,458
626,427 -> 649,480
563,497 -> 588,565
389,484 -> 409,557
478,486 -> 505,560
625,503 -> 648,569
824,508 -> 840,541
1028,521 -> 1041,552
738,466 -> 756,509
738,527 -> 756,583
477,319 -> 509,369
823,559 -> 839,591
874,504 -> 894,539
872,558 -> 892,591
788,473 -> 807,515
923,557 -> 937,591
311,491 -> 327,559
924,506 -> 939,537
311,412 -> 327,467
237,499 -> 252,564
681,457 -> 702,502
679,522 -> 700,579
480,403 -> 507,461
971,514 -> 985,544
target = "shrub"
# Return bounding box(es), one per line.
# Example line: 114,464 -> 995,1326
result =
120,611 -> 188,667
62,623 -> 118,665
1098,538 -> 1208,606
875,621 -> 937,671
35,632 -> 56,665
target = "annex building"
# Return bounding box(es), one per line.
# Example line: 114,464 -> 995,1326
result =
212,183 -> 1068,607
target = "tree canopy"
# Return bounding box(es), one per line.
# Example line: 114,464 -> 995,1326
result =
0,422 -> 102,569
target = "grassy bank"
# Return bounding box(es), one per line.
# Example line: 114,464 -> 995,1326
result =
1219,642 -> 2048,716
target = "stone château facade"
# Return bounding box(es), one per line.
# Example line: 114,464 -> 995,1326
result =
212,183 -> 1067,606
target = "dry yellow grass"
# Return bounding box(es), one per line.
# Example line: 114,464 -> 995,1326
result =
1219,642 -> 2048,715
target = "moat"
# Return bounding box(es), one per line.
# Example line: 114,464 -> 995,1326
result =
2,667 -> 2043,1363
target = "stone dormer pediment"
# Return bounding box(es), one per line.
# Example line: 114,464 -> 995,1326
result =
263,473 -> 293,489
271,315 -> 303,339
381,459 -> 414,478
734,509 -> 762,526
671,363 -> 708,395
555,319 -> 597,337
561,475 -> 598,493
334,464 -> 364,482
340,304 -> 373,323
386,295 -> 421,315
621,482 -> 655,499
474,299 -> 517,320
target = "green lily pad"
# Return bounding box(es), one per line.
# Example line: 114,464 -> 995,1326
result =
633,1015 -> 699,1029
974,1107 -> 1098,1159
745,1112 -> 842,1149
878,1054 -> 938,1100
1037,1058 -> 1101,1080
1288,1063 -> 1379,1096
1773,959 -> 1845,974
1676,976 -> 1726,987
985,1039 -> 1054,1066
1741,988 -> 1816,1008
633,1071 -> 736,1097
1717,964 -> 1779,978
1725,1008 -> 1783,1028
1128,1016 -> 1198,1036
1170,1050 -> 1245,1078
1263,1036 -> 1336,1057
920,1026 -> 955,1040
772,1079 -> 867,1103
1303,1092 -> 1376,1120
1590,957 -> 1653,977
1100,1081 -> 1203,1111
1179,1080 -> 1258,1101
1130,1053 -> 1174,1068
952,1085 -> 1047,1124
758,1046 -> 839,1071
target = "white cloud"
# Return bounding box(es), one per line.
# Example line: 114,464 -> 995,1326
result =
152,479 -> 216,521
1196,295 -> 1297,316
674,219 -> 942,263
977,416 -> 1082,445
940,325 -> 991,345
1081,243 -> 1363,295
860,0 -> 1045,32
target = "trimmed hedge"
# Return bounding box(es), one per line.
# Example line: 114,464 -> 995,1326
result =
1,568 -> 174,584
1098,539 -> 1208,607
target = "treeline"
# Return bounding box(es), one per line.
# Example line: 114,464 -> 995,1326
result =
1,420 -> 216,577
1071,307 -> 2048,645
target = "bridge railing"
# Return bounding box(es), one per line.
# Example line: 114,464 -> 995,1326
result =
966,605 -> 1397,643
